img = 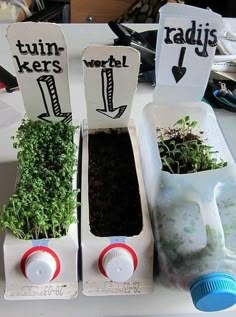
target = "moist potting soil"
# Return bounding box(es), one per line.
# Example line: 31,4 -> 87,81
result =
88,129 -> 143,237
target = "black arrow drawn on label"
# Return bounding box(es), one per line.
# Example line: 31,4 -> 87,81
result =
172,47 -> 187,83
37,75 -> 72,123
96,68 -> 127,119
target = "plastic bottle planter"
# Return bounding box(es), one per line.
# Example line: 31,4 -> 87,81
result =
2,128 -> 80,300
81,120 -> 154,296
139,102 -> 236,312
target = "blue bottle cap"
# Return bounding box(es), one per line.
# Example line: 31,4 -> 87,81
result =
190,273 -> 236,312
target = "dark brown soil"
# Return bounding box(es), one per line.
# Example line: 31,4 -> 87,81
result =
157,127 -> 203,143
88,129 -> 143,237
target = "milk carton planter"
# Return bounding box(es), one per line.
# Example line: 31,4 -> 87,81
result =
81,46 -> 154,296
81,122 -> 153,295
0,119 -> 80,300
2,23 -> 80,300
138,4 -> 236,312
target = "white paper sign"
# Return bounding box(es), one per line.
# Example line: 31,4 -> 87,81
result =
154,4 -> 222,104
7,23 -> 72,123
82,46 -> 140,129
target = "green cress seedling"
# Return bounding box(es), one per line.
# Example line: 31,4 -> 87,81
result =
157,116 -> 227,174
0,118 -> 79,240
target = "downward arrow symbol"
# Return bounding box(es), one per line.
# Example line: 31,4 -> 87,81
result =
96,68 -> 127,119
172,47 -> 187,83
37,75 -> 72,123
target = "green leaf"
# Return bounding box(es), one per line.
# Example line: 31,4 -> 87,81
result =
184,115 -> 190,122
175,119 -> 184,126
190,120 -> 198,129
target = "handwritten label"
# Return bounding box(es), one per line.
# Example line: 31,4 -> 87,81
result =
13,40 -> 64,74
154,4 -> 222,103
83,55 -> 129,68
164,20 -> 217,57
7,23 -> 72,122
82,46 -> 140,129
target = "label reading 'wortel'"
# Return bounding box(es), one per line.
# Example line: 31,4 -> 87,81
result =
83,55 -> 129,68
82,46 -> 140,129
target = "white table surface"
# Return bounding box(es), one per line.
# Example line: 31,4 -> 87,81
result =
0,23 -> 236,317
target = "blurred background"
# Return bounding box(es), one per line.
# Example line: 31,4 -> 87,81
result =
0,0 -> 235,24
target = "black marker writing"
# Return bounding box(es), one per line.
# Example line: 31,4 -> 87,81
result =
83,55 -> 129,68
16,40 -> 64,56
14,39 -> 64,74
164,20 -> 217,57
13,56 -> 62,74
96,68 -> 127,119
37,75 -> 72,123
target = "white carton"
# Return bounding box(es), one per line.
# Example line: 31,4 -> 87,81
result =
81,46 -> 154,296
138,4 -> 236,312
3,23 -> 79,300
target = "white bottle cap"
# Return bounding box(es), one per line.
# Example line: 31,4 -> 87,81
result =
25,251 -> 57,284
102,248 -> 134,283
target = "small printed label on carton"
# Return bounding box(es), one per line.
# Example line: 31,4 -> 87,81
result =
7,23 -> 72,122
82,46 -> 140,129
5,283 -> 78,299
84,280 -> 152,295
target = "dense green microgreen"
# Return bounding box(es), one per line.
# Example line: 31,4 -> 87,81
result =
157,116 -> 227,174
0,118 -> 79,240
